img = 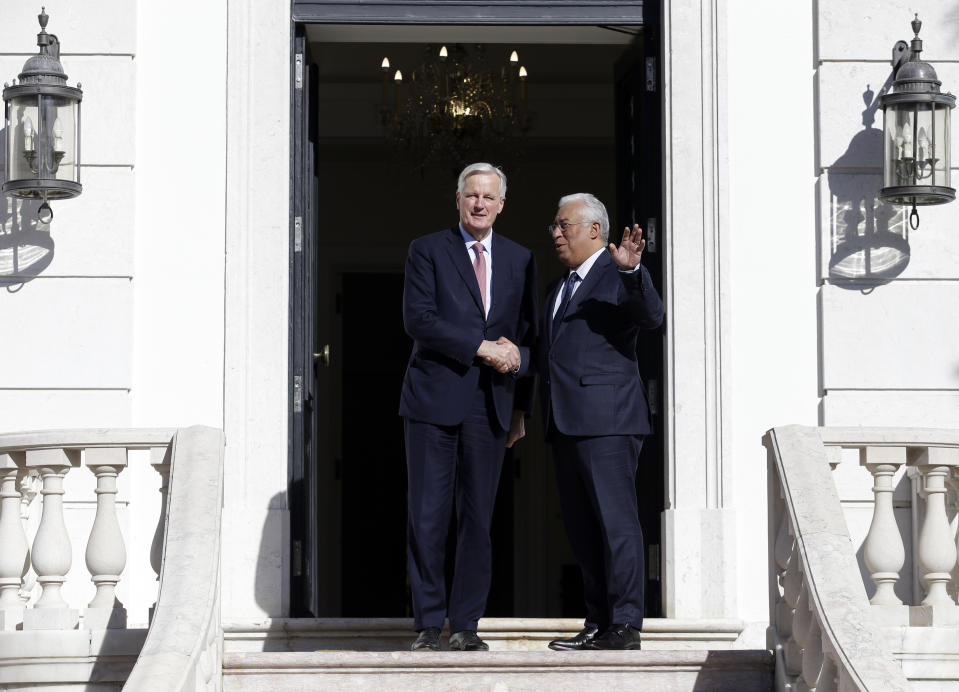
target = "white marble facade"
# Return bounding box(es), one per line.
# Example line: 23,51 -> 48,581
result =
0,0 -> 956,644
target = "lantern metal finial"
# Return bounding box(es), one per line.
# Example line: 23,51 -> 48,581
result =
2,8 -> 83,221
878,14 -> 955,229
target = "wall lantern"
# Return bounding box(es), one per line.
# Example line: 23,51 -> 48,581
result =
879,15 -> 954,230
3,7 -> 82,223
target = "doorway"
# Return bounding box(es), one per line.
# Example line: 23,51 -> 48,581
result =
290,20 -> 664,621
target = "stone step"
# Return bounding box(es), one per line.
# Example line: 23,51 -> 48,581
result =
223,617 -> 756,653
222,649 -> 773,691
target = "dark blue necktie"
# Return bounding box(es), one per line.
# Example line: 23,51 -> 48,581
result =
552,271 -> 580,336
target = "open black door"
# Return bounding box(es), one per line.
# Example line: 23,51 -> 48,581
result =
615,10 -> 665,618
290,27 -> 320,617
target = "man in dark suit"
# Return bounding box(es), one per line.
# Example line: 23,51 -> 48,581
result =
539,193 -> 664,651
400,163 -> 537,652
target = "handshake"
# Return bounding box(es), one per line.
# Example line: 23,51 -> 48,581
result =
477,337 -> 520,374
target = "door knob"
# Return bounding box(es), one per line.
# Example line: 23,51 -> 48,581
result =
314,345 -> 331,367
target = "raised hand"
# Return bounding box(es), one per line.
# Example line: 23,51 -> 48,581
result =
609,223 -> 646,270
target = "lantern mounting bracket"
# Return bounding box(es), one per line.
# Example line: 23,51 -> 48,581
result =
891,40 -> 909,73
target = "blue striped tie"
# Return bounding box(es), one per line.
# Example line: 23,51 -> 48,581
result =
552,271 -> 580,336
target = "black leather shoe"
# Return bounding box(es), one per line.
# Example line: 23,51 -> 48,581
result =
548,625 -> 600,651
587,623 -> 642,650
411,627 -> 441,651
449,630 -> 489,651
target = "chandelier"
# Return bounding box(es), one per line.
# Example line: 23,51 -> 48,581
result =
379,44 -> 530,171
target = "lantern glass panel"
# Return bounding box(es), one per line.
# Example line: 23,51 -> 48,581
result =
6,95 -> 41,184
932,104 -> 951,189
43,96 -> 78,184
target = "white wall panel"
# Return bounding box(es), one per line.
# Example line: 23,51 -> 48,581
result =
0,1 -> 136,55
817,62 -> 959,171
823,389 -> 959,426
0,389 -> 129,432
818,1 -> 959,62
728,0 -> 818,624
817,172 -> 959,282
0,168 -> 134,278
0,277 -> 131,388
132,0 -> 225,429
821,282 -> 959,390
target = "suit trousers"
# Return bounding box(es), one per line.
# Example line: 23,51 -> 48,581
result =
405,376 -> 506,633
551,429 -> 645,630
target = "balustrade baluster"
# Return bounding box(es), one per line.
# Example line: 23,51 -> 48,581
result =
0,453 -> 29,630
861,447 -> 907,605
149,445 -> 171,619
774,508 -> 794,636
802,616 -> 824,690
912,447 -> 959,607
23,447 -> 80,630
783,547 -> 805,679
947,471 -> 959,603
816,651 -> 839,692
84,447 -> 128,629
791,584 -> 811,680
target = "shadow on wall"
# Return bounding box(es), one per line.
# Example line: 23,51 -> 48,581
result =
0,127 -> 56,291
254,491 -> 289,617
827,81 -> 908,291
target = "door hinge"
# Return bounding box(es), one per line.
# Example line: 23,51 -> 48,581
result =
292,539 -> 303,577
295,53 -> 304,90
293,375 -> 303,413
645,57 -> 656,92
647,379 -> 659,415
645,217 -> 657,254
294,216 -> 303,252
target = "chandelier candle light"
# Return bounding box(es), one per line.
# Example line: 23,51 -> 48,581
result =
3,7 -> 83,223
379,44 -> 530,169
879,15 -> 955,230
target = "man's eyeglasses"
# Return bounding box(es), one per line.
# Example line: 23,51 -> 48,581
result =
547,221 -> 591,235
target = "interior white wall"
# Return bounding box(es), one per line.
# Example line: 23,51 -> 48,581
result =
726,0 -> 818,623
133,0 -> 226,428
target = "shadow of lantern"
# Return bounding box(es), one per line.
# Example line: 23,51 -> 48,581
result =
828,84 -> 909,289
0,129 -> 56,291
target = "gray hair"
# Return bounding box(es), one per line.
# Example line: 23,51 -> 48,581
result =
558,192 -> 609,244
457,163 -> 507,199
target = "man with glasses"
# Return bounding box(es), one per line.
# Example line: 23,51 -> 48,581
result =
539,193 -> 664,651
400,163 -> 537,652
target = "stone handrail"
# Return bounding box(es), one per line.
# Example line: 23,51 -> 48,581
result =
764,425 -> 911,692
123,425 -> 225,692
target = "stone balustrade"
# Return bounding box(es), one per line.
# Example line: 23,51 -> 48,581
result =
0,426 -> 224,692
765,425 -> 911,692
817,427 -> 959,625
0,428 -> 176,632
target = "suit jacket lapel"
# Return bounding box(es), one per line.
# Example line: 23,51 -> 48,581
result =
551,252 -> 612,342
545,278 -> 562,344
445,226 -> 485,317
489,233 -> 510,322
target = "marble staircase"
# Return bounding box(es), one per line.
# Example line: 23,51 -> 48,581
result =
220,617 -> 774,691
